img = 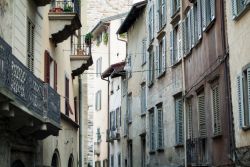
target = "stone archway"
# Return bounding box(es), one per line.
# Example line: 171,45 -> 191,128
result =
68,154 -> 74,167
11,160 -> 25,167
51,149 -> 60,167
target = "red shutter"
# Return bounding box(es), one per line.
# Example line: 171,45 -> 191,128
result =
44,50 -> 50,83
54,61 -> 57,91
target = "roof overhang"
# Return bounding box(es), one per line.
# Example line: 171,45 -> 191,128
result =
102,62 -> 126,78
117,1 -> 147,34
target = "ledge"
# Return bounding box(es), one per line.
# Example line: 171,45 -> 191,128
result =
61,113 -> 79,129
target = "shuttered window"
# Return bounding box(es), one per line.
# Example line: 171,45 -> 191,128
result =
116,107 -> 121,128
149,108 -> 155,151
127,93 -> 132,122
111,155 -> 114,167
44,51 -> 57,90
170,0 -> 180,17
97,128 -> 101,142
127,54 -> 132,78
148,6 -> 154,41
175,96 -> 184,145
65,77 -> 70,116
44,51 -> 50,83
27,19 -> 35,73
212,85 -> 221,136
142,38 -> 147,65
171,24 -> 181,65
118,153 -> 121,167
157,0 -> 166,30
237,68 -> 250,128
187,100 -> 193,139
141,83 -> 147,114
96,57 -> 102,77
157,104 -> 164,149
95,90 -> 102,111
148,49 -> 154,85
201,0 -> 215,31
198,93 -> 207,138
157,36 -> 166,76
231,0 -> 250,19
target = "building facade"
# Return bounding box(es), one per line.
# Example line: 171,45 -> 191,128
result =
226,0 -> 250,166
0,0 -> 92,166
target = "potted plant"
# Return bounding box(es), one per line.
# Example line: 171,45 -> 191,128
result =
64,4 -> 73,12
85,33 -> 93,46
103,32 -> 108,45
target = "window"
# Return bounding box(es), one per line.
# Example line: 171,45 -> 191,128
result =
211,85 -> 221,136
110,155 -> 114,167
127,54 -> 132,78
187,100 -> 193,139
157,103 -> 164,149
95,90 -> 101,111
148,6 -> 154,41
149,108 -> 155,151
157,0 -> 166,30
44,51 -> 58,90
170,24 -> 181,65
97,128 -> 101,142
198,92 -> 207,137
96,57 -> 102,77
127,93 -> 132,122
141,83 -> 147,114
27,18 -> 35,72
141,137 -> 146,167
110,111 -> 116,130
148,49 -> 154,86
142,39 -> 147,65
111,80 -> 114,94
237,68 -> 250,129
65,77 -> 70,116
201,0 -> 215,30
116,107 -> 121,128
232,0 -> 250,19
128,141 -> 133,167
97,33 -> 102,46
175,96 -> 183,145
95,161 -> 101,167
156,36 -> 166,76
170,0 -> 180,17
118,153 -> 121,167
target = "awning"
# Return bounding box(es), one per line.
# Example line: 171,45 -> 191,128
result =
102,62 -> 126,78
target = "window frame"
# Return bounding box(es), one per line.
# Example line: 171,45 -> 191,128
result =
149,107 -> 156,152
156,103 -> 164,150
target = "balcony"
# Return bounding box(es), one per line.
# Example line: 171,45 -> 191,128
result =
106,128 -> 121,142
49,0 -> 81,45
186,138 -> 209,166
94,142 -> 100,156
0,37 -> 60,140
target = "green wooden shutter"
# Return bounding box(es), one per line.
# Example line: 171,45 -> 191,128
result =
212,86 -> 221,135
162,36 -> 166,72
170,31 -> 174,65
237,74 -> 244,128
201,0 -> 207,30
247,68 -> 250,125
198,94 -> 206,138
197,0 -> 202,40
210,0 -> 216,21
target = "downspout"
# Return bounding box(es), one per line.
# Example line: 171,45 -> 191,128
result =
79,75 -> 83,167
220,0 -> 234,164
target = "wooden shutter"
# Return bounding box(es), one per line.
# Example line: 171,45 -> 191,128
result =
201,0 -> 207,30
197,0 -> 202,40
44,50 -> 50,83
156,0 -> 159,31
212,86 -> 221,135
152,4 -> 155,37
232,0 -> 237,19
149,110 -> 155,150
157,107 -> 164,148
237,74 -> 244,128
187,101 -> 193,139
162,0 -> 166,25
162,36 -> 166,72
187,12 -> 192,51
210,0 -> 216,21
155,46 -> 159,77
27,19 -> 35,72
170,31 -> 174,65
170,0 -> 174,17
54,61 -> 57,91
198,94 -> 206,137
178,23 -> 182,61
190,7 -> 195,48
65,77 -> 69,116
182,20 -> 186,55
175,98 -> 183,145
177,0 -> 180,10
248,68 -> 250,124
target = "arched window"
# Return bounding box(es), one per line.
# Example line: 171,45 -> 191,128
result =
68,154 -> 74,167
11,160 -> 25,167
51,149 -> 61,167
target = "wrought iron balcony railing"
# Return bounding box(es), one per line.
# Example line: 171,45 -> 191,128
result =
50,0 -> 80,15
186,137 -> 208,166
0,37 -> 60,126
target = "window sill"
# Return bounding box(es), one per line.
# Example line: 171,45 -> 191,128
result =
148,81 -> 154,88
203,19 -> 215,33
141,61 -> 146,67
174,143 -> 184,148
242,126 -> 250,131
171,59 -> 182,68
149,150 -> 156,155
212,134 -> 222,139
157,71 -> 166,79
157,25 -> 166,39
157,148 -> 164,152
233,5 -> 250,21
170,9 -> 180,25
147,40 -> 154,51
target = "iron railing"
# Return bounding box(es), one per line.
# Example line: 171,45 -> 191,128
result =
0,37 -> 60,125
186,138 -> 208,166
50,0 -> 80,15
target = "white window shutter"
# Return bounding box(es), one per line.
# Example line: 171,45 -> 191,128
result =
197,0 -> 202,40
170,31 -> 174,65
247,68 -> 250,125
155,46 -> 159,77
162,36 -> 166,72
201,0 -> 207,31
237,74 -> 245,128
210,0 -> 216,21
170,0 -> 174,17
178,23 -> 182,61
